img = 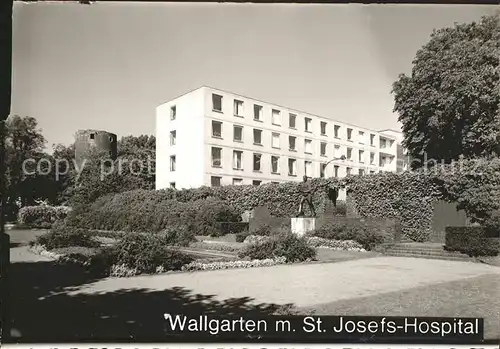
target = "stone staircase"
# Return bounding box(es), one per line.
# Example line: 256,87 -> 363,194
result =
382,242 -> 474,262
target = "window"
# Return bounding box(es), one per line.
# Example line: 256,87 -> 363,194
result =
347,128 -> 353,141
211,176 -> 221,187
271,181 -> 280,184
359,150 -> 364,163
305,117 -> 312,132
170,106 -> 176,120
320,163 -> 327,178
212,94 -> 223,112
212,121 -> 222,138
380,138 -> 387,148
304,139 -> 313,154
169,155 -> 176,172
370,152 -> 375,164
233,178 -> 243,186
254,105 -> 263,121
334,125 -> 340,138
370,170 -> 375,174
252,180 -> 261,186
320,121 -> 327,135
272,133 -> 280,148
305,161 -> 312,177
211,147 -> 222,167
272,109 -> 281,125
347,147 -> 353,160
380,156 -> 386,167
334,165 -> 339,178
253,129 -> 262,145
334,144 -> 341,158
271,156 -> 280,173
234,100 -> 244,116
359,169 -> 364,176
169,131 -> 176,146
346,167 -> 351,175
253,153 -> 262,172
289,113 -> 296,128
89,133 -> 95,140
289,136 -> 296,151
370,134 -> 375,146
233,125 -> 243,142
288,158 -> 297,176
320,142 -> 327,156
233,150 -> 243,170
358,131 -> 365,144
169,182 -> 176,189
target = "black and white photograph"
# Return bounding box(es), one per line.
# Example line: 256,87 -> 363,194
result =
2,1 -> 500,344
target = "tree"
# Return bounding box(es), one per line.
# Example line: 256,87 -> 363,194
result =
4,115 -> 49,219
392,14 -> 500,167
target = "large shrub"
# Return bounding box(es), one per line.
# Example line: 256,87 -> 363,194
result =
18,205 -> 72,229
238,230 -> 316,262
32,224 -> 100,250
160,225 -> 196,247
108,233 -> 194,273
445,226 -> 499,257
312,220 -> 387,250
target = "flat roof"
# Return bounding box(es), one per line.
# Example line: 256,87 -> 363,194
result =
159,85 -> 399,139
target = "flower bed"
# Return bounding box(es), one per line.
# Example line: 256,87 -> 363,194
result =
305,236 -> 366,252
181,257 -> 287,271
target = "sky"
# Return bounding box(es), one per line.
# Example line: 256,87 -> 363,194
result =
11,2 -> 498,151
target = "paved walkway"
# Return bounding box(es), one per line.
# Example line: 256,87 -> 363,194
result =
66,256 -> 500,307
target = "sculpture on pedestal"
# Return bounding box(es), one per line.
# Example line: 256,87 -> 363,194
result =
297,175 -> 316,217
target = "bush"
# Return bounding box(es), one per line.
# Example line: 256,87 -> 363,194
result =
305,236 -> 365,251
18,205 -> 72,229
159,225 -> 196,247
210,222 -> 249,237
445,226 -> 500,257
236,231 -> 250,243
238,230 -> 316,262
33,224 -> 100,250
110,233 -> 194,274
249,224 -> 273,236
312,221 -> 386,250
192,198 -> 241,235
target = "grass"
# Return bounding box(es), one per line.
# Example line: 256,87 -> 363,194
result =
301,273 -> 500,341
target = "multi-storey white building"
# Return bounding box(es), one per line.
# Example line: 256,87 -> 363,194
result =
156,86 -> 403,199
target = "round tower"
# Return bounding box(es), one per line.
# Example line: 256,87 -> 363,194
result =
74,129 -> 118,167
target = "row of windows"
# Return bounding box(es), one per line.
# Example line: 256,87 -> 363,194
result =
168,126 -> 385,163
168,97 -> 394,147
167,152 -> 378,177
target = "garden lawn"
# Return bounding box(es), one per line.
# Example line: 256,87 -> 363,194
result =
302,273 -> 500,341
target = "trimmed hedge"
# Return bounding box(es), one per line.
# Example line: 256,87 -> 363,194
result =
68,196 -> 240,235
445,226 -> 500,257
69,158 -> 500,242
210,222 -> 249,237
18,205 -> 72,229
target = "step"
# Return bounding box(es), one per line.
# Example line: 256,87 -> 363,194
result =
387,248 -> 460,255
384,252 -> 472,261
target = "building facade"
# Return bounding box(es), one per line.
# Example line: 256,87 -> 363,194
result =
156,86 -> 404,198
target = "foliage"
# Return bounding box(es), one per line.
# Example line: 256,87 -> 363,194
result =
18,205 -> 71,228
238,230 -> 316,262
160,225 -> 196,247
109,233 -> 194,274
312,219 -> 390,250
33,225 -> 100,250
4,115 -> 52,219
392,14 -> 500,165
236,232 -> 251,243
249,224 -> 273,236
181,257 -> 287,272
243,235 -> 271,245
445,226 -> 499,257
